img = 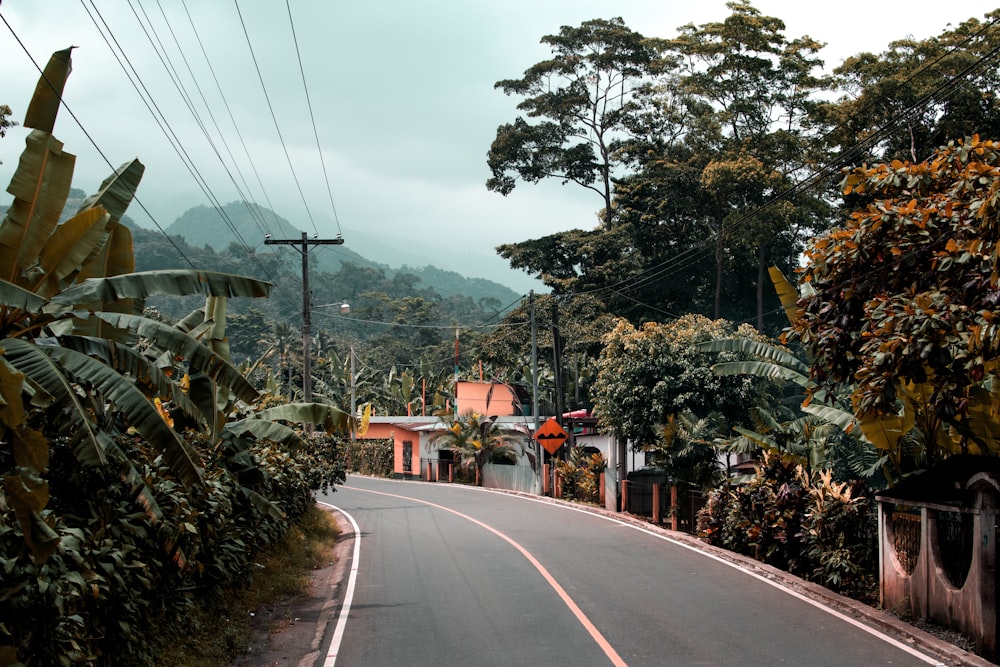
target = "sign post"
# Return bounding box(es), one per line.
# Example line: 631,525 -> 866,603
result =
534,417 -> 569,495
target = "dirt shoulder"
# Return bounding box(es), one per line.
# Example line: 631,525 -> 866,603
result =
234,507 -> 354,667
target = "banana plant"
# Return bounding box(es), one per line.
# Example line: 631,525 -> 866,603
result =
0,49 -> 276,561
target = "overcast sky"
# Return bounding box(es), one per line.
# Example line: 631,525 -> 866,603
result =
1,1 -> 997,293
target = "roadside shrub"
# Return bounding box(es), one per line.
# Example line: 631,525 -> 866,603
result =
345,438 -> 394,477
556,448 -> 607,503
0,431 -> 347,666
697,453 -> 876,602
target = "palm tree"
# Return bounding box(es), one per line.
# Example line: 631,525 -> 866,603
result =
428,411 -> 531,485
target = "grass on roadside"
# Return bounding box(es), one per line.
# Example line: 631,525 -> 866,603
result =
157,504 -> 340,667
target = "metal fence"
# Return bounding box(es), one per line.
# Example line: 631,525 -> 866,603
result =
483,464 -> 537,494
622,470 -> 706,534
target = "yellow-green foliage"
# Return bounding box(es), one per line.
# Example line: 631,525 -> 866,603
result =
346,439 -> 394,477
697,453 -> 877,602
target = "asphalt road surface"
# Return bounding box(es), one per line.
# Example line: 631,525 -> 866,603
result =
317,476 -> 946,667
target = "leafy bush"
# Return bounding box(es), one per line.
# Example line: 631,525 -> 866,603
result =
0,431 -> 347,666
555,447 -> 607,503
697,453 -> 876,602
345,438 -> 394,477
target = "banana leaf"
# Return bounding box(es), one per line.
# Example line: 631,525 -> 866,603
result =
2,338 -> 204,487
173,308 -> 207,334
0,130 -> 76,287
0,276 -> 46,312
34,207 -> 110,298
253,402 -> 352,433
88,311 -> 258,404
699,337 -> 808,373
56,334 -> 204,427
769,265 -> 802,325
225,418 -> 303,447
77,159 -> 145,226
712,360 -> 810,386
801,403 -> 858,431
730,425 -> 779,451
23,47 -> 73,133
52,270 -> 271,305
76,221 -> 135,282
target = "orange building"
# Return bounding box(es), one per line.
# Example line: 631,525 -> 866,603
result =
356,380 -> 527,479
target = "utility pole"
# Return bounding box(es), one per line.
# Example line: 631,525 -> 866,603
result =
530,291 -> 541,494
551,301 -> 564,427
264,231 -> 344,403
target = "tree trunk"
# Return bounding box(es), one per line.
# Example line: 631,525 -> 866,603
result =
714,217 -> 724,320
757,244 -> 767,331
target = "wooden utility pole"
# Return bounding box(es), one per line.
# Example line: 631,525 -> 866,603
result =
264,231 -> 344,403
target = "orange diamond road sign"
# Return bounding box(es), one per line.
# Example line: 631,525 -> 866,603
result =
534,417 -> 569,455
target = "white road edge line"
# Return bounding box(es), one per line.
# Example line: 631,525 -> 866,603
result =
317,501 -> 361,667
476,486 -> 947,667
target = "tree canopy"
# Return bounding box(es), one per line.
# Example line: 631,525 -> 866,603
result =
488,17 -> 662,226
593,313 -> 777,448
786,136 -> 1000,462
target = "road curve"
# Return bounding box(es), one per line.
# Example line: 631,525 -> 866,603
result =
317,476 -> 955,667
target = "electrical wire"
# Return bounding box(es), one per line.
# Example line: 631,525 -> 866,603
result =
0,8 -> 197,270
179,0 -> 288,241
285,0 -> 343,238
123,0 -> 294,286
149,0 -> 275,241
232,0 -> 319,237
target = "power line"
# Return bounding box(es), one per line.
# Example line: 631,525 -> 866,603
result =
285,0 -> 343,238
122,0 -> 289,283
0,8 -> 197,270
233,0 -> 319,237
179,0 -> 288,241
148,0 -> 275,241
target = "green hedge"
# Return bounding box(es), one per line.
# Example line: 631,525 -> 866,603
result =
345,439 -> 394,477
0,432 -> 345,666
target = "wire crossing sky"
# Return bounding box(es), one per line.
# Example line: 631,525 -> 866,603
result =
1,0 -> 997,294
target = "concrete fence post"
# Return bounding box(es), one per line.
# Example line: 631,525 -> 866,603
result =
671,485 -> 679,531
652,484 -> 661,524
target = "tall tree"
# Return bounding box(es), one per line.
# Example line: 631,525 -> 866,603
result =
488,17 -> 662,226
819,9 -> 1000,166
490,4 -> 830,332
786,136 -> 1000,466
653,0 -> 829,326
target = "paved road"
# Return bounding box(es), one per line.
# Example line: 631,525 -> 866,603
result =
317,476 -> 945,666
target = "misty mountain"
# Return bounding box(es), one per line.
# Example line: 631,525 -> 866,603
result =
165,201 -> 521,304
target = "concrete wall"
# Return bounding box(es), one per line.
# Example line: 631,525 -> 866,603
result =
879,475 -> 999,659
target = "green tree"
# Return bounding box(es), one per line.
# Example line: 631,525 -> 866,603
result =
647,0 -> 829,326
819,9 -> 1000,166
488,17 -> 662,226
227,307 -> 275,364
593,313 -> 777,449
490,4 -> 830,331
0,104 -> 15,165
786,136 -> 1000,468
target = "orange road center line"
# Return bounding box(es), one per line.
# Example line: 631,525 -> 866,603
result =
352,486 -> 627,667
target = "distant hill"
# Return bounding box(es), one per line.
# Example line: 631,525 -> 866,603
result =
164,202 -> 520,305
0,197 -> 522,306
